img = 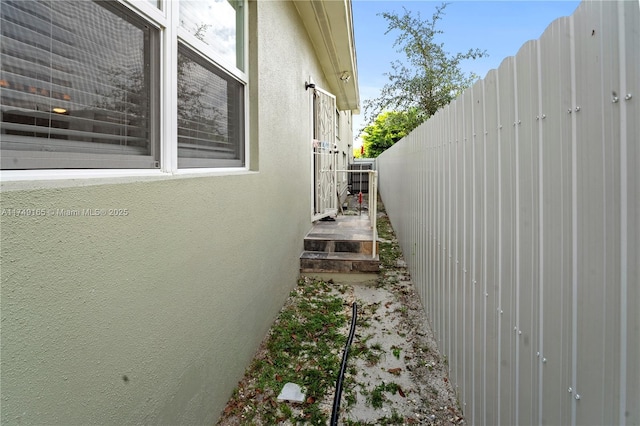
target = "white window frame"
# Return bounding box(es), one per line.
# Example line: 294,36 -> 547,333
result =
0,0 -> 250,183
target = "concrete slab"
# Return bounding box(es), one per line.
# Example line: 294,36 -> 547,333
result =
301,210 -> 379,276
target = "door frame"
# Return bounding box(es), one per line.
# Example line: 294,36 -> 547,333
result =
309,85 -> 338,221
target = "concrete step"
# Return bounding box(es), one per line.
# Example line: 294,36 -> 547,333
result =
303,237 -> 378,255
300,251 -> 380,273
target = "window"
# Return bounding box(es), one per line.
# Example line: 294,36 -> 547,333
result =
177,45 -> 244,167
179,0 -> 244,71
0,0 -> 247,171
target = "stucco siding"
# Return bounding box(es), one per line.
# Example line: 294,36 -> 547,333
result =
0,1 -> 339,424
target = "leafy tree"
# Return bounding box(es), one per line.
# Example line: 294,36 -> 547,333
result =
361,109 -> 422,158
363,3 -> 487,136
353,145 -> 363,159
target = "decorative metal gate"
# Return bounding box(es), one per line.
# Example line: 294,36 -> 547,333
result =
312,86 -> 337,221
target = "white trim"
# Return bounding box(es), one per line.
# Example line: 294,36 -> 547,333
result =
163,0 -> 179,173
242,0 -> 250,172
117,0 -> 167,26
309,77 -> 315,221
0,168 -> 255,191
177,30 -> 248,84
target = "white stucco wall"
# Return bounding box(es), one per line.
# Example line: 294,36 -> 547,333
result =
0,1 -> 347,424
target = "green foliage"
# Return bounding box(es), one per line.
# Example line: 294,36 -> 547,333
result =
353,146 -> 363,159
361,109 -> 421,158
368,382 -> 402,408
391,346 -> 402,359
219,278 -> 347,424
376,214 -> 402,273
362,2 -> 487,156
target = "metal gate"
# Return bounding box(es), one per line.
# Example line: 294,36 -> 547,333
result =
312,86 -> 337,221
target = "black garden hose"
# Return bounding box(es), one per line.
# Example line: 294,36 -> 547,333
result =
330,302 -> 358,426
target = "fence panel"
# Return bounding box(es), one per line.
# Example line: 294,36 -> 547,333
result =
538,15 -> 573,426
497,54 -> 517,426
376,1 -> 639,424
482,69 -> 500,425
621,0 -> 639,419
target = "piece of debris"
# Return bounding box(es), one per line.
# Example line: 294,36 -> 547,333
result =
276,382 -> 306,402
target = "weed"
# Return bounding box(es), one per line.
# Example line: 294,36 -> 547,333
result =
351,334 -> 385,367
217,278 -> 347,425
384,409 -> 405,424
343,375 -> 358,407
365,350 -> 382,366
368,382 -> 401,409
344,409 -> 404,426
391,346 -> 402,359
369,385 -> 385,409
364,342 -> 384,366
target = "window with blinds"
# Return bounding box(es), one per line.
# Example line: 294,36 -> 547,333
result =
177,45 -> 244,168
0,0 -> 247,171
0,0 -> 158,169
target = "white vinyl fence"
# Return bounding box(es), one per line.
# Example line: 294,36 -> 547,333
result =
376,1 -> 638,424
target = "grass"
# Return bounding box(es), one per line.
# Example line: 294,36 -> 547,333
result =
391,345 -> 402,360
218,278 -> 348,425
350,332 -> 386,368
376,214 -> 403,274
368,382 -> 402,409
343,409 -> 404,425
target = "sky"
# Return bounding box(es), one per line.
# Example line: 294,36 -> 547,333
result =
351,0 -> 581,143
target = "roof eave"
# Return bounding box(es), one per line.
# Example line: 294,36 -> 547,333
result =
294,0 -> 360,113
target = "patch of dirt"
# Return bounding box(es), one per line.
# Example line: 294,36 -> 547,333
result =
217,197 -> 462,425
339,241 -> 463,425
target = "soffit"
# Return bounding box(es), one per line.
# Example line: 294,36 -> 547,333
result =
293,0 -> 360,113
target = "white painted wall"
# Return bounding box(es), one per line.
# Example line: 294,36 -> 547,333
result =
0,1 -> 354,424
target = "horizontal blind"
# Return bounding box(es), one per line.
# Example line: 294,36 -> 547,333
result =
0,0 -> 157,169
177,44 -> 244,167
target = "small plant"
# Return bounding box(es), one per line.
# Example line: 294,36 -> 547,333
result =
368,382 -> 402,409
344,376 -> 358,407
352,336 -> 385,367
386,409 -> 405,424
370,385 -> 386,408
391,346 -> 402,359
